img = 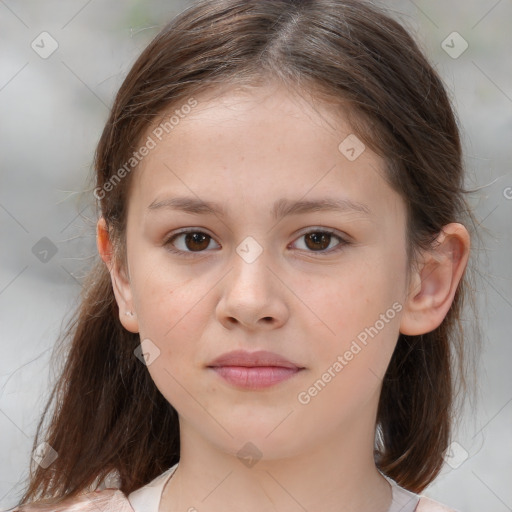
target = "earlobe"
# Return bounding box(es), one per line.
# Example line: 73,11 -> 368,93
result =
96,217 -> 139,333
399,223 -> 470,336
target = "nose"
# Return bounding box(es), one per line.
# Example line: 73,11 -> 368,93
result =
216,249 -> 289,331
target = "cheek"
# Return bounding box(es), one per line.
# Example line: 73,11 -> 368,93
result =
132,267 -> 210,409
303,260 -> 401,338
298,255 -> 405,383
128,263 -> 203,371
137,282 -> 205,348
293,292 -> 401,427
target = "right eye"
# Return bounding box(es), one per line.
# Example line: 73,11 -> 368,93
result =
164,230 -> 221,256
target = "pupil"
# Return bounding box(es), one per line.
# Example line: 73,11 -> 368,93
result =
186,233 -> 209,251
306,232 -> 330,251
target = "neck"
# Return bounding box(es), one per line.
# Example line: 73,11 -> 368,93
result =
160,415 -> 392,512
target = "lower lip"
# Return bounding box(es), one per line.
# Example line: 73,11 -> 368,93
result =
209,366 -> 302,389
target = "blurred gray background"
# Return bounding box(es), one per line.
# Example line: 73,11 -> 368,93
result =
0,1 -> 511,511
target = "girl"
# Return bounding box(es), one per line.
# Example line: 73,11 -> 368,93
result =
11,0 -> 478,511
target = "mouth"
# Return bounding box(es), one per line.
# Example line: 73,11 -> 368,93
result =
208,366 -> 303,389
206,350 -> 305,390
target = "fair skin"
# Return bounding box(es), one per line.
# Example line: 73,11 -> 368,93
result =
97,83 -> 470,512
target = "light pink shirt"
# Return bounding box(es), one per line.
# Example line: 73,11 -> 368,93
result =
8,464 -> 459,511
127,463 -> 460,512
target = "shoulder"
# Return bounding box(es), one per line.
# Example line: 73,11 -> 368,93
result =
416,495 -> 461,512
8,488 -> 135,512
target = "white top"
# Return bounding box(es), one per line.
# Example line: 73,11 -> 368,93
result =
127,463 -> 454,512
128,463 -> 179,512
6,464 -> 457,512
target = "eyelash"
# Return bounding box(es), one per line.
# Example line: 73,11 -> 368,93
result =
163,228 -> 350,258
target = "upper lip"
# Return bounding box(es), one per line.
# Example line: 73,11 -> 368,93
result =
207,350 -> 303,369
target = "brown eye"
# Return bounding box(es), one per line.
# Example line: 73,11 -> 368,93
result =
292,229 -> 348,254
183,232 -> 210,251
165,231 -> 220,255
304,232 -> 332,251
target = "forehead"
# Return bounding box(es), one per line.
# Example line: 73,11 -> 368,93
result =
129,83 -> 405,225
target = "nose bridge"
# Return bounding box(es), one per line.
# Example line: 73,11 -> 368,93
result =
217,235 -> 288,329
229,236 -> 274,302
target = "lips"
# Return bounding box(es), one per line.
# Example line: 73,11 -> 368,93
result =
207,350 -> 304,390
207,350 -> 302,369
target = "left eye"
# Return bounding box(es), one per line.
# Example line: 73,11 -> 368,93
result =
165,231 -> 220,254
291,230 -> 347,253
163,229 -> 347,256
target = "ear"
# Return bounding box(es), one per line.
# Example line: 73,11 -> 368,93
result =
96,217 -> 139,333
400,223 -> 470,336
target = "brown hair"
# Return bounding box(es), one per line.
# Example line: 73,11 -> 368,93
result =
17,0 -> 479,506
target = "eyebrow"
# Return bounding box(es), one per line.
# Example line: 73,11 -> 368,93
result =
146,196 -> 372,220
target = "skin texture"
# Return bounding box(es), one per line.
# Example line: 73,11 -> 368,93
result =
97,83 -> 470,512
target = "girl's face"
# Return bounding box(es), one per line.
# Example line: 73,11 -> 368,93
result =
114,83 -> 412,460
